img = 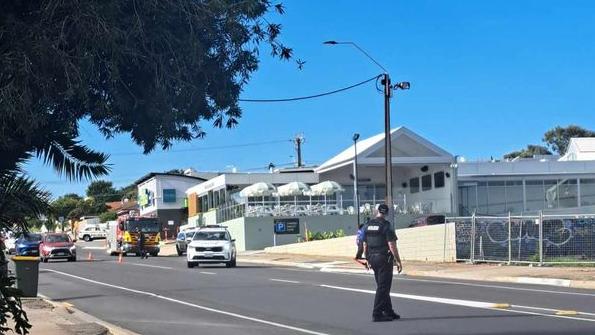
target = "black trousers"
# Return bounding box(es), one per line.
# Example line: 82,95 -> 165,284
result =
355,241 -> 364,259
368,253 -> 394,317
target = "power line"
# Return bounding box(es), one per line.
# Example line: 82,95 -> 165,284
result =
110,139 -> 292,156
239,74 -> 381,102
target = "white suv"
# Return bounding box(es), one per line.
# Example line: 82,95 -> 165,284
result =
78,226 -> 106,242
186,226 -> 236,268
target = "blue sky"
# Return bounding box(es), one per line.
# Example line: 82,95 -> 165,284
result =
26,0 -> 595,197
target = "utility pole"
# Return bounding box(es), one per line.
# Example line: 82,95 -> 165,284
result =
382,73 -> 394,225
323,41 -> 410,227
294,134 -> 305,168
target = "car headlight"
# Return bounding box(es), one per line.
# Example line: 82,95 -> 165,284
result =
223,243 -> 230,252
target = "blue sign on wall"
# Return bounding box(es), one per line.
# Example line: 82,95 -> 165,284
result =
274,218 -> 300,234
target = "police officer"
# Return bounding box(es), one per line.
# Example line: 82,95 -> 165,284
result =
363,203 -> 403,322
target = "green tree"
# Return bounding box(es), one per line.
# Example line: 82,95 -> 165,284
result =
51,194 -> 82,222
86,181 -> 120,204
504,145 -> 552,160
543,125 -> 595,154
99,212 -> 118,223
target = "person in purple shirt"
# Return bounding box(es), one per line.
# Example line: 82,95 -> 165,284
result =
354,223 -> 369,269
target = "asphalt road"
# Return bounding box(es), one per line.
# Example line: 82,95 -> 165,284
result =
37,240 -> 595,335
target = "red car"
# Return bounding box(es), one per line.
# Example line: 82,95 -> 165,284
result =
40,233 -> 77,262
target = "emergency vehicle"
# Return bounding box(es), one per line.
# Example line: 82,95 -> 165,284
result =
106,214 -> 161,257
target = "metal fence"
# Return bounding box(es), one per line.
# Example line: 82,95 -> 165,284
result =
452,213 -> 595,264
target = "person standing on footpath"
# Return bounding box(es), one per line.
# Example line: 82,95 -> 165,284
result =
363,203 -> 403,322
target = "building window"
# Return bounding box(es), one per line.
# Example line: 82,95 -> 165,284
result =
505,180 -> 524,213
558,179 -> 578,208
544,180 -> 558,209
410,177 -> 420,194
486,181 -> 505,214
163,189 -> 176,203
434,172 -> 445,188
525,180 -> 544,211
581,179 -> 595,207
421,174 -> 432,191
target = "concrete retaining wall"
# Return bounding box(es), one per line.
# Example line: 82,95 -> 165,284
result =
265,222 -> 457,262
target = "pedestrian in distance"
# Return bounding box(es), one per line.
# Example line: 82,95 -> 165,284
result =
136,227 -> 147,259
363,203 -> 403,322
354,223 -> 369,270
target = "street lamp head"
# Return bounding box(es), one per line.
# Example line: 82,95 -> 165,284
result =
323,40 -> 338,45
395,81 -> 411,90
352,133 -> 360,142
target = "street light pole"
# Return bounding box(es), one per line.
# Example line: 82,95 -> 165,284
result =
353,133 -> 361,229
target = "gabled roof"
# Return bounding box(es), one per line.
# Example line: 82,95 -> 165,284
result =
134,172 -> 207,185
316,126 -> 453,173
559,137 -> 595,161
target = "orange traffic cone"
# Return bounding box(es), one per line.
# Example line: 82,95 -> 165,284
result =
87,252 -> 93,261
117,253 -> 123,264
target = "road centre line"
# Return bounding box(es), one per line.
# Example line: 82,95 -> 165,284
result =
44,269 -> 329,335
275,266 -> 595,297
270,279 -> 301,284
126,263 -> 173,270
200,271 -> 217,275
396,277 -> 595,298
320,284 -> 595,323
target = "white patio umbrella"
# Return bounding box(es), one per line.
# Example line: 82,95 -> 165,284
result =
310,181 -> 344,212
239,182 -> 277,207
277,182 -> 311,211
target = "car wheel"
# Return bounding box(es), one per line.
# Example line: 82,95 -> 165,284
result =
187,262 -> 197,268
231,258 -> 237,268
176,246 -> 183,256
150,251 -> 159,257
68,256 -> 76,262
42,257 -> 48,263
83,235 -> 91,242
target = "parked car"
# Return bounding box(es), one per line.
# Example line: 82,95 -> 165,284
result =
78,226 -> 106,242
4,234 -> 16,254
40,233 -> 76,262
15,233 -> 42,256
187,226 -> 236,268
176,229 -> 197,256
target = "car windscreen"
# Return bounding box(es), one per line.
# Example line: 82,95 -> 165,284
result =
185,231 -> 195,239
126,220 -> 160,233
193,231 -> 227,241
46,235 -> 70,243
21,234 -> 42,242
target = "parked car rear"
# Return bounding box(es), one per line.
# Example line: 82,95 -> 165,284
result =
40,233 -> 76,262
176,229 -> 196,256
15,233 -> 42,256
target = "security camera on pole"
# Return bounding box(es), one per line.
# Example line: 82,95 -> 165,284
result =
324,41 -> 410,226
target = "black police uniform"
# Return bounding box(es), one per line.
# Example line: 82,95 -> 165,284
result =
363,217 -> 398,320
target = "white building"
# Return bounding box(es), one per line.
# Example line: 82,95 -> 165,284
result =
317,127 -> 457,216
136,172 -> 207,237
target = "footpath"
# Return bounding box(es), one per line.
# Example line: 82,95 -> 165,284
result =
237,251 -> 595,290
6,297 -> 138,335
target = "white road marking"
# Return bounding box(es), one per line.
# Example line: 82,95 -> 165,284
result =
127,263 -> 173,270
270,279 -> 301,284
81,246 -> 108,250
397,277 -> 595,298
320,284 -> 595,323
200,271 -> 217,275
279,266 -> 595,298
44,269 -> 329,335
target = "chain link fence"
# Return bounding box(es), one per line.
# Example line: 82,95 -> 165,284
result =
453,213 -> 595,265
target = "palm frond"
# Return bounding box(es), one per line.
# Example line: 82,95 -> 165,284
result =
35,132 -> 111,181
0,172 -> 51,231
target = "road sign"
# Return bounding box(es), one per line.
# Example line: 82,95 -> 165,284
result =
168,220 -> 174,226
273,218 -> 299,234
